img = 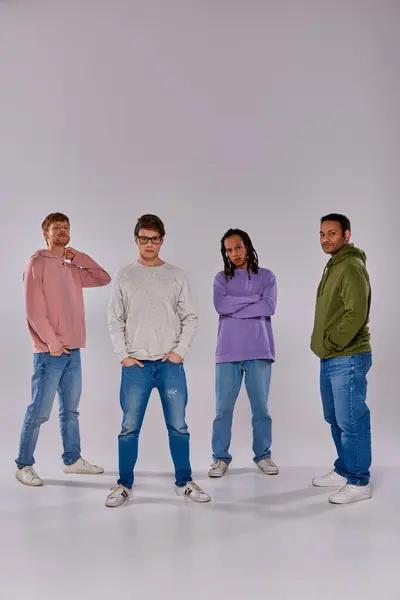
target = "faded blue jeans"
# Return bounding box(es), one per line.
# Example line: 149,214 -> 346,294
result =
320,352 -> 372,486
212,360 -> 273,464
16,350 -> 82,468
118,360 -> 192,489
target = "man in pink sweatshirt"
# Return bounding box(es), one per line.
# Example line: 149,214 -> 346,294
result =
16,212 -> 111,486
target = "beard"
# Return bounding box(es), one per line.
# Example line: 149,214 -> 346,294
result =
53,236 -> 70,246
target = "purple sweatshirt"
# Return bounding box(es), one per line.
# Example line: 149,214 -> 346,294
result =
213,268 -> 277,363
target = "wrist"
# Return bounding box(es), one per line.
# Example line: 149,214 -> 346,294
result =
49,344 -> 63,354
173,346 -> 186,359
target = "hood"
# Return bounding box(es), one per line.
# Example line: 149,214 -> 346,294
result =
23,249 -> 62,281
318,244 -> 366,296
30,249 -> 61,260
330,243 -> 367,266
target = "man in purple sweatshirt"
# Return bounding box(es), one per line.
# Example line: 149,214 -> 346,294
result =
209,229 -> 278,478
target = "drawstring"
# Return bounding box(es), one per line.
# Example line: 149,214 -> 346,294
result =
317,263 -> 330,297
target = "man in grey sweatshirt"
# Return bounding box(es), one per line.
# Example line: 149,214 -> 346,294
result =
106,214 -> 210,507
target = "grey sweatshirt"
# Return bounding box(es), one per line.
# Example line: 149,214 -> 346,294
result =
108,261 -> 198,362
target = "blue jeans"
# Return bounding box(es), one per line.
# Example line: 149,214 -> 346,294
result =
212,360 -> 273,464
16,350 -> 82,468
320,352 -> 372,486
118,360 -> 192,489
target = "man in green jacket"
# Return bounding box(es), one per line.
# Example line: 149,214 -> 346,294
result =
311,213 -> 372,504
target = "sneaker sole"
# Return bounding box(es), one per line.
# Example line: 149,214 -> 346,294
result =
184,496 -> 211,503
16,476 -> 43,487
176,489 -> 212,503
105,500 -> 128,508
312,481 -> 346,488
257,467 -> 280,475
329,493 -> 372,505
63,469 -> 104,475
208,471 -> 227,478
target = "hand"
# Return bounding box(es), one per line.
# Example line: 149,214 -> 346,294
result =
162,351 -> 183,364
50,348 -> 71,357
64,247 -> 77,261
121,357 -> 144,368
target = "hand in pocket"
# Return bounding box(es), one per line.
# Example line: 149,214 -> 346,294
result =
121,357 -> 144,368
50,348 -> 71,357
161,351 -> 183,364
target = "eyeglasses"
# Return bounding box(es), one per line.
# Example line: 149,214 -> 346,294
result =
136,235 -> 162,245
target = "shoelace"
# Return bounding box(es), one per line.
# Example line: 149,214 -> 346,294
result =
187,481 -> 203,493
211,460 -> 225,470
79,459 -> 100,470
109,485 -> 128,498
26,467 -> 39,481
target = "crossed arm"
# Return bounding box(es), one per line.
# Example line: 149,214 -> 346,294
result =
213,271 -> 277,319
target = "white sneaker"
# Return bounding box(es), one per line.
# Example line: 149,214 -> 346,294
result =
105,485 -> 131,507
208,460 -> 229,478
176,481 -> 211,503
329,483 -> 372,505
256,458 -> 279,475
16,466 -> 43,487
63,457 -> 104,475
312,469 -> 347,487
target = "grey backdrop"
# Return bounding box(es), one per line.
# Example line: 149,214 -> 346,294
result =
1,0 -> 399,473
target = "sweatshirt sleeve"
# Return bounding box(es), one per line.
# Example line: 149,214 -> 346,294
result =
108,276 -> 129,362
24,258 -> 63,353
213,272 -> 260,315
173,276 -> 198,359
71,251 -> 111,288
231,272 -> 277,319
324,266 -> 370,352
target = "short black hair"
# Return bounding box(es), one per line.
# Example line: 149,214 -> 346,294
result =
134,214 -> 165,238
221,228 -> 259,279
321,213 -> 351,235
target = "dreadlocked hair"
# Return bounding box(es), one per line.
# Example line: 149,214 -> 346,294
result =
221,228 -> 259,280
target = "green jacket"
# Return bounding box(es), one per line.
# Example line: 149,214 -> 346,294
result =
311,244 -> 371,359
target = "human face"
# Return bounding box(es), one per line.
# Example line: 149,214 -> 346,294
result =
135,228 -> 164,261
224,234 -> 248,269
320,220 -> 350,256
44,221 -> 70,248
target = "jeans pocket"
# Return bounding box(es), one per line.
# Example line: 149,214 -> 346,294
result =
48,354 -> 65,362
166,360 -> 184,375
33,352 -> 47,370
360,352 -> 372,374
167,355 -> 183,364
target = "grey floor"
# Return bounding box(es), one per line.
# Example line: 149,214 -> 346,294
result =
1,466 -> 397,599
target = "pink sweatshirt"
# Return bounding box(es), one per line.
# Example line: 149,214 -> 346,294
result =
24,249 -> 111,353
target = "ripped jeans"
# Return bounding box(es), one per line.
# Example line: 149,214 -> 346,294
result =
117,359 -> 192,489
